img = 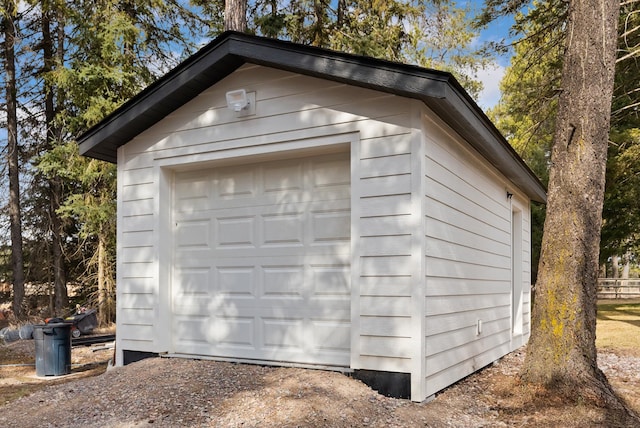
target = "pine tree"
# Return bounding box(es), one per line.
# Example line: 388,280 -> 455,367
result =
38,0 -> 205,323
1,0 -> 26,318
248,0 -> 490,99
522,0 -> 621,404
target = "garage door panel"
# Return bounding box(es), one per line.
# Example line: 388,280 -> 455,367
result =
175,206 -> 349,252
174,174 -> 211,211
216,266 -> 256,295
311,209 -> 350,242
216,167 -> 256,199
178,318 -> 347,349
175,160 -> 349,211
172,252 -> 213,267
176,220 -> 211,248
312,320 -> 350,351
311,265 -> 350,296
174,316 -> 256,348
263,318 -> 304,348
173,200 -> 349,221
190,247 -> 349,259
185,190 -> 350,211
174,297 -> 350,314
174,268 -> 211,296
174,312 -> 350,363
263,162 -> 304,193
312,158 -> 350,189
216,216 -> 256,247
262,213 -> 305,246
263,265 -> 305,297
209,317 -> 255,347
172,152 -> 350,367
174,200 -> 351,244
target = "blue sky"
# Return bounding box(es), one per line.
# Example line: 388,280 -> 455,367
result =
471,6 -> 517,110
476,63 -> 506,110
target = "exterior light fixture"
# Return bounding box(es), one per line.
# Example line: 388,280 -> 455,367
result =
226,89 -> 249,112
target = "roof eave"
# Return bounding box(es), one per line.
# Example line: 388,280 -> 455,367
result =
424,85 -> 547,203
77,31 -> 546,203
77,33 -> 450,162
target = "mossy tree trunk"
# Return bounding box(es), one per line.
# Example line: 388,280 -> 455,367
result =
521,0 -> 622,404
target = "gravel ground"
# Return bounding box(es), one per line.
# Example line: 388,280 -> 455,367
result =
0,341 -> 638,427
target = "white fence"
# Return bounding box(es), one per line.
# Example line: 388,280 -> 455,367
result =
597,279 -> 640,299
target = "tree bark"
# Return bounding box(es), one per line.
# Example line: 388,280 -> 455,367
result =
96,232 -> 116,325
521,0 -> 625,407
42,5 -> 69,315
224,0 -> 247,32
3,1 -> 26,319
51,178 -> 68,313
336,0 -> 345,28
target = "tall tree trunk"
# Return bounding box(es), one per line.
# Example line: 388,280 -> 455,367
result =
336,0 -> 345,28
51,179 -> 68,312
3,1 -> 26,319
96,232 -> 116,325
521,0 -> 625,407
224,0 -> 247,32
312,0 -> 327,46
612,255 -> 620,278
42,6 -> 68,314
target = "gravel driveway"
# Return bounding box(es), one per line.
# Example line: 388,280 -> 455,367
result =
1,341 -> 638,427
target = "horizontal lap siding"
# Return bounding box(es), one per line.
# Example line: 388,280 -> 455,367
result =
117,164 -> 156,353
126,69 -> 414,159
354,131 -> 416,374
117,64 -> 420,367
422,113 -> 519,397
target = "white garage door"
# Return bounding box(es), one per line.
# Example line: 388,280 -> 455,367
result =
171,152 -> 351,367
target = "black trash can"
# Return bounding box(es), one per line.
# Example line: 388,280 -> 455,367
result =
33,323 -> 72,376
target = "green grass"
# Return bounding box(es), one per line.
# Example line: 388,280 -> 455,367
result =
596,299 -> 640,353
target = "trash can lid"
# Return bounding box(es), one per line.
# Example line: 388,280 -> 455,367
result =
34,322 -> 72,328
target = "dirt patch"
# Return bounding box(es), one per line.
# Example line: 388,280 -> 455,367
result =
0,341 -> 638,427
0,339 -> 112,405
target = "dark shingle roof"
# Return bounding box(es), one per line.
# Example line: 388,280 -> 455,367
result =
77,31 -> 546,203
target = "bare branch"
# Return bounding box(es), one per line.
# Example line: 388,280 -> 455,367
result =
616,48 -> 640,62
612,100 -> 640,116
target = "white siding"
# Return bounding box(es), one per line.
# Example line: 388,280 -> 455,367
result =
351,126 -> 424,377
116,64 -> 423,376
422,111 -> 531,397
116,161 -> 156,356
115,62 -> 534,402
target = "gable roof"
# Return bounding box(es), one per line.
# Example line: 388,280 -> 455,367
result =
76,31 -> 546,203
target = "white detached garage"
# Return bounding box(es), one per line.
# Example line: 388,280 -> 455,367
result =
77,32 -> 546,402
